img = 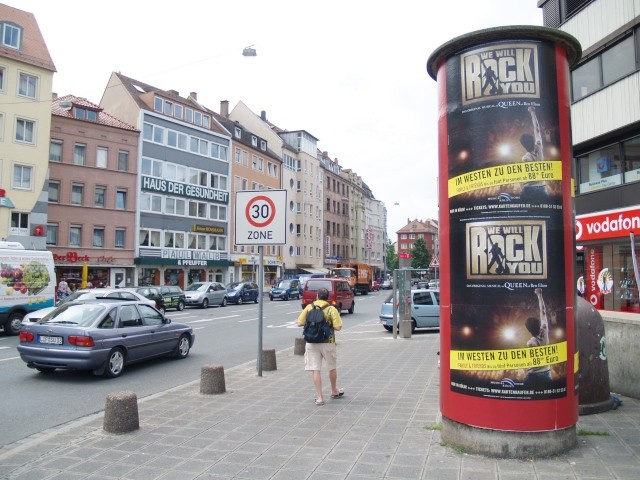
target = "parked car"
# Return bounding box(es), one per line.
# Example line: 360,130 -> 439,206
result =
17,298 -> 194,378
269,279 -> 300,301
184,282 -> 227,308
21,288 -> 156,326
301,277 -> 355,314
428,280 -> 440,289
381,280 -> 392,290
225,281 -> 259,305
122,286 -> 165,314
297,274 -> 325,294
158,285 -> 186,311
379,289 -> 440,333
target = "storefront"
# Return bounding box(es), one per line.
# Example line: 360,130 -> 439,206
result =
576,206 -> 640,313
52,250 -> 134,290
135,256 -> 233,289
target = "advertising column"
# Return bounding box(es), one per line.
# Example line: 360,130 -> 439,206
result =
427,26 -> 581,457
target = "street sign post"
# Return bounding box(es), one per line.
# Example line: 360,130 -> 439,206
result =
235,190 -> 287,376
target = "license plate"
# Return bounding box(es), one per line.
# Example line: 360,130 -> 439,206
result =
39,335 -> 62,345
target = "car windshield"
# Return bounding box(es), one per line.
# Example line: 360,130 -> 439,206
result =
186,283 -> 205,292
278,281 -> 291,288
306,280 -> 332,291
44,303 -> 107,327
226,282 -> 242,291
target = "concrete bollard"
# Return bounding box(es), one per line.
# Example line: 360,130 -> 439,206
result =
294,336 -> 306,355
103,391 -> 139,434
200,364 -> 226,394
262,348 -> 277,371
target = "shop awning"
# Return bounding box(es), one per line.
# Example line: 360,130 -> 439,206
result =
301,267 -> 329,275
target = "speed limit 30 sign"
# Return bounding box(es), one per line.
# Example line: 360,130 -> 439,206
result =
235,190 -> 287,245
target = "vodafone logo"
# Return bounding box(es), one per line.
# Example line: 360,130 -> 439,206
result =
576,207 -> 640,242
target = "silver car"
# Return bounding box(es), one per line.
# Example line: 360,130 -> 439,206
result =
184,282 -> 227,308
18,299 -> 194,378
379,289 -> 440,333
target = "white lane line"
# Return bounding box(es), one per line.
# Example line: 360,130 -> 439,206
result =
238,318 -> 257,323
0,356 -> 20,362
189,315 -> 240,324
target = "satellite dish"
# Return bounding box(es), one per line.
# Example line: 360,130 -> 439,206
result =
58,101 -> 72,110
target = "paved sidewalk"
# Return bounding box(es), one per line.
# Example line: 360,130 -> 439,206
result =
1,328 -> 639,479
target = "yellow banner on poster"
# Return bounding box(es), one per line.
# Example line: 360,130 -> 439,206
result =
450,341 -> 567,371
448,160 -> 562,197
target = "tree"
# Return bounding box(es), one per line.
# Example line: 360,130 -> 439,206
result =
410,237 -> 431,270
386,240 -> 398,273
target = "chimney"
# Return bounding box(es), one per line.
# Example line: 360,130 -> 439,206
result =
190,91 -> 197,101
52,92 -> 58,100
261,110 -> 267,121
220,100 -> 229,118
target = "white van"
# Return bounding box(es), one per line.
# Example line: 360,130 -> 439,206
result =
0,242 -> 56,335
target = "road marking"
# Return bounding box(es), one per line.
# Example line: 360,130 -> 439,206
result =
238,318 -> 257,323
266,321 -> 299,328
189,315 -> 240,323
0,356 -> 20,362
0,346 -> 10,350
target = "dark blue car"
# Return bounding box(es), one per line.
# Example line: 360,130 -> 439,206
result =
269,279 -> 300,301
225,281 -> 259,304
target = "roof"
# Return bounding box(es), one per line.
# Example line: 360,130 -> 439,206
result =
52,95 -> 138,131
396,218 -> 439,235
111,72 -> 229,137
0,4 -> 55,72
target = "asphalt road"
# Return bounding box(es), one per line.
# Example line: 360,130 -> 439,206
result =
0,291 -> 388,447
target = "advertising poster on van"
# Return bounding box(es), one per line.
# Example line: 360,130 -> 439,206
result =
445,40 -> 569,402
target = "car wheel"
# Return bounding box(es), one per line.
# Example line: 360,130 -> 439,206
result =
177,300 -> 185,311
348,302 -> 355,314
237,297 -> 243,305
269,296 -> 273,301
383,325 -> 392,332
201,298 -> 209,309
104,348 -> 125,378
36,366 -> 56,373
283,294 -> 289,301
412,320 -> 417,334
174,334 -> 191,359
4,312 -> 24,336
220,297 -> 227,307
254,296 -> 258,304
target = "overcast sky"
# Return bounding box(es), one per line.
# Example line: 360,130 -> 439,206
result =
9,0 -> 542,237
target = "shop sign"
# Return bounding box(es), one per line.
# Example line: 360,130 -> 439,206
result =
53,251 -> 90,263
576,207 -> 640,242
161,249 -> 221,261
193,224 -> 225,234
141,175 -> 229,204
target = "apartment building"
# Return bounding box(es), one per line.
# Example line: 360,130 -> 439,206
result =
540,0 -> 640,313
214,101 -> 283,284
100,72 -> 233,288
396,218 -> 439,273
320,151 -> 350,270
48,95 -> 138,288
0,4 -> 55,249
364,191 -> 387,281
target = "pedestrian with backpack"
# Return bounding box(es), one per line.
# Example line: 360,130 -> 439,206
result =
297,287 -> 344,406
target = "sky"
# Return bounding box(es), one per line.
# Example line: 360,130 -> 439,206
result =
8,0 -> 543,237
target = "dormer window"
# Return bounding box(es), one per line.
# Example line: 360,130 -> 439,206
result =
74,107 -> 98,122
260,140 -> 266,151
235,127 -> 242,138
2,23 -> 21,49
251,135 -> 258,147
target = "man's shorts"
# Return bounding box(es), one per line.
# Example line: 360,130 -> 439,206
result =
304,342 -> 337,371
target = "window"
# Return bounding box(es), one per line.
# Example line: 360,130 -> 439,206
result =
115,228 -> 125,249
15,118 -> 34,144
18,73 -> 37,99
174,104 -> 183,120
93,227 -> 105,247
577,145 -> 622,194
50,140 -> 62,162
139,229 -> 160,247
71,184 -> 84,205
2,23 -> 20,49
10,212 -> 28,235
140,192 -> 162,212
96,147 -> 108,168
251,135 -> 258,147
601,36 -> 635,86
74,107 -> 97,122
46,224 -> 58,245
0,66 -> 4,91
116,190 -> 127,210
12,165 -> 32,190
623,137 -> 640,183
69,226 -> 82,246
235,126 -> 241,138
260,140 -> 266,151
118,150 -> 129,171
74,144 -> 86,165
48,181 -> 60,203
95,186 -> 106,207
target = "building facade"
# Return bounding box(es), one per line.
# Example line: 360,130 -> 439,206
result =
100,72 -> 234,288
540,0 -> 640,313
396,218 -> 439,274
48,95 -> 138,288
320,151 -> 350,270
0,5 -> 55,249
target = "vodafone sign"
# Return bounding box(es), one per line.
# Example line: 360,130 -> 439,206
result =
576,206 -> 640,242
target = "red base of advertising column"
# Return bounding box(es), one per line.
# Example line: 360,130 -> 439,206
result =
427,26 -> 582,458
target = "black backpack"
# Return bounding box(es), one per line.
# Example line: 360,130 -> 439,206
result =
303,303 -> 331,343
